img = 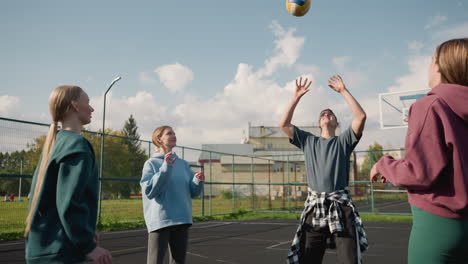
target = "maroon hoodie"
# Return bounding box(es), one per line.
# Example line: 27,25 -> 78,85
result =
377,83 -> 468,219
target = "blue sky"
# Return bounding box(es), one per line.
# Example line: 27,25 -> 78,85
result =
1,0 -> 467,150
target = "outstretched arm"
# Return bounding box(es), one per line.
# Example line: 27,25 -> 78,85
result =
328,75 -> 366,137
279,77 -> 312,139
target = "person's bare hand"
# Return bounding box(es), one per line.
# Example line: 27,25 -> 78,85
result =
294,77 -> 312,100
195,172 -> 205,181
164,152 -> 176,166
87,246 -> 112,264
328,75 -> 347,93
370,163 -> 386,183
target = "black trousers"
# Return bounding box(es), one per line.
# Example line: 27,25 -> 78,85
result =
147,224 -> 191,264
300,205 -> 359,264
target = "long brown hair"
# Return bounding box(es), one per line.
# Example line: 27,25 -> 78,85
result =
151,125 -> 172,149
24,85 -> 83,237
435,38 -> 468,86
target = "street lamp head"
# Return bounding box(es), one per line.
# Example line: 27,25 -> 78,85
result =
112,76 -> 122,84
105,76 -> 122,95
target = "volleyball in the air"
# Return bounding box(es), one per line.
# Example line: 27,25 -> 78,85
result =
286,0 -> 311,17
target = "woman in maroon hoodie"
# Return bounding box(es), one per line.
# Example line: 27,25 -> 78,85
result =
370,38 -> 468,263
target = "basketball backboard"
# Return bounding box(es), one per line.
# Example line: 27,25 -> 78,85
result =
379,89 -> 430,129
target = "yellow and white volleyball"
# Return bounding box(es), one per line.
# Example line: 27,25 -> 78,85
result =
285,0 -> 311,17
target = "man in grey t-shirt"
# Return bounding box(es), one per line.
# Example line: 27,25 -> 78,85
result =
280,75 -> 367,264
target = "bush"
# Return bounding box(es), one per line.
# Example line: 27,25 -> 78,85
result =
219,189 -> 236,199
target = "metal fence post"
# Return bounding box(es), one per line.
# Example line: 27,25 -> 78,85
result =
287,155 -> 291,212
232,155 -> 235,212
251,157 -> 254,212
209,152 -> 212,216
148,141 -> 151,158
370,152 -> 375,213
201,164 -> 205,217
268,160 -> 272,210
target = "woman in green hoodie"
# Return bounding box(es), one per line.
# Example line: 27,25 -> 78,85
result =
25,85 -> 112,264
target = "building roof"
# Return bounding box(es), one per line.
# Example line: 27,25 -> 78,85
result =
199,144 -> 254,160
220,156 -> 271,164
248,125 -> 340,138
199,125 -> 343,162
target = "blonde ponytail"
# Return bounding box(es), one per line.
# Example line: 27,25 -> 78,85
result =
24,122 -> 58,237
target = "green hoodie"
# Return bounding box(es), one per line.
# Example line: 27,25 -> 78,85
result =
26,130 -> 98,264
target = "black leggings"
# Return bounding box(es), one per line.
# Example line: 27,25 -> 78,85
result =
300,206 -> 359,264
147,224 -> 190,264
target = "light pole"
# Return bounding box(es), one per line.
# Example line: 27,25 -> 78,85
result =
98,76 -> 121,223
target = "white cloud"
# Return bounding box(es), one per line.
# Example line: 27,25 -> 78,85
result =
88,91 -> 168,140
295,64 -> 320,79
433,22 -> 468,41
154,63 -> 194,93
256,21 -> 305,78
139,71 -> 158,86
387,55 -> 431,93
0,95 -> 21,118
425,15 -> 447,30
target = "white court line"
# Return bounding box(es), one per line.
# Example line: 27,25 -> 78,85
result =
266,240 -> 292,249
215,259 -> 238,263
187,251 -> 209,259
110,246 -> 146,254
229,237 -> 282,243
189,236 -> 221,242
236,222 -> 295,226
0,241 -> 24,247
192,222 -> 234,229
100,228 -> 146,235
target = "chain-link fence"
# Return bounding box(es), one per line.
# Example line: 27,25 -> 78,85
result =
0,117 -> 409,237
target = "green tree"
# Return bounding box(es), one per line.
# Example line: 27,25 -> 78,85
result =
83,126 -> 146,199
0,150 -> 34,195
121,115 -> 147,194
122,115 -> 142,154
358,142 -> 384,180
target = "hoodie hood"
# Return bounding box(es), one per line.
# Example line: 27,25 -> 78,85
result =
429,83 -> 468,123
152,152 -> 179,159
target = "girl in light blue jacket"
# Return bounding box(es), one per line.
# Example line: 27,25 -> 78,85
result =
141,125 -> 204,264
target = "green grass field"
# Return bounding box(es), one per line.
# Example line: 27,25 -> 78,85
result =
0,196 -> 411,241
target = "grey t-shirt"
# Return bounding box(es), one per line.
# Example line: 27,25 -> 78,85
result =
290,126 -> 360,192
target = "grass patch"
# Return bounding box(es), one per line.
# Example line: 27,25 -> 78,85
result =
1,197 -> 412,241
192,210 -> 413,223
361,213 -> 412,223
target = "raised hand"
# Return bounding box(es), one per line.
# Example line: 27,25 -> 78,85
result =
295,77 -> 312,100
370,163 -> 386,183
195,172 -> 205,181
328,75 -> 347,93
164,152 -> 177,166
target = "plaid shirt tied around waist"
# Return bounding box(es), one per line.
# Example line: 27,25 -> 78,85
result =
287,188 -> 368,264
